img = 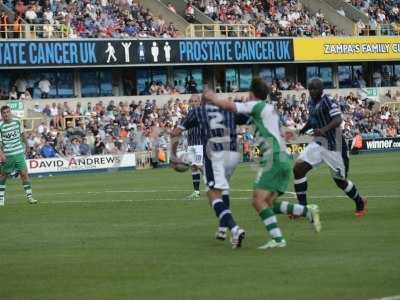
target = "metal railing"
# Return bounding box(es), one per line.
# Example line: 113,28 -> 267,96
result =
354,24 -> 400,36
185,23 -> 255,38
1,22 -> 397,39
0,24 -> 71,39
22,117 -> 48,131
135,151 -> 152,169
385,101 -> 400,111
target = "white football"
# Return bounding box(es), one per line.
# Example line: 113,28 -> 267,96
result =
174,162 -> 190,173
173,152 -> 191,172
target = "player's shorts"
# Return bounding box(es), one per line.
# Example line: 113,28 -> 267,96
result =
1,153 -> 27,175
298,142 -> 347,179
203,151 -> 241,190
254,158 -> 292,194
187,145 -> 203,166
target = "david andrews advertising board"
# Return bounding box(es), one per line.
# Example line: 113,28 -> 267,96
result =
27,154 -> 136,175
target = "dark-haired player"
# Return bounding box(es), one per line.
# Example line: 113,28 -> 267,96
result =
205,78 -> 320,249
171,96 -> 249,249
0,105 -> 37,206
293,78 -> 367,217
185,95 -> 203,200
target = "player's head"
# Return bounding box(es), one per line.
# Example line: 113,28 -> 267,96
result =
249,77 -> 269,101
1,105 -> 12,122
308,78 -> 324,100
191,94 -> 200,107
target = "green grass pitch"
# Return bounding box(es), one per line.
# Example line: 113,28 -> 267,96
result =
0,153 -> 399,300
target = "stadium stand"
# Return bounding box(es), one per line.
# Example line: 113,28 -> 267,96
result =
0,0 -> 399,161
191,0 -> 343,36
1,0 -> 179,38
347,0 -> 400,35
21,88 -> 400,159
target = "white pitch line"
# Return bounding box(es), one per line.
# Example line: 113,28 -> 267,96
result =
32,189 -> 400,199
369,295 -> 400,300
2,194 -> 400,205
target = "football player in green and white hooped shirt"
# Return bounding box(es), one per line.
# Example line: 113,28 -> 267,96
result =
0,105 -> 37,206
204,78 -> 320,249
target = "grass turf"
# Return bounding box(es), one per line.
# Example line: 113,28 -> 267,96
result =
0,153 -> 399,300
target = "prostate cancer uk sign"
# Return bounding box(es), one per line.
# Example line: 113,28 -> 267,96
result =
28,154 -> 136,175
0,38 -> 294,68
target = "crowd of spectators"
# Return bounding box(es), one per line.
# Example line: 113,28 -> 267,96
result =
2,0 -> 178,38
2,75 -> 51,100
20,87 -> 400,160
190,0 -> 342,36
25,97 -> 190,159
348,0 -> 400,35
275,89 -> 400,140
139,77 -> 199,96
340,91 -> 400,140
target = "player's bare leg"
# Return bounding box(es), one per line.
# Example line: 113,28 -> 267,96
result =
19,169 -> 37,204
208,189 -> 245,249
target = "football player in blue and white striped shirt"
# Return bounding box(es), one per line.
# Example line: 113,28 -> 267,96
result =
186,96 -> 204,200
293,78 -> 367,217
171,95 -> 249,248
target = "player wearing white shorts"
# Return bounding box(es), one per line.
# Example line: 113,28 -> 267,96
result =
186,129 -> 203,200
185,95 -> 204,200
171,96 -> 249,249
293,78 -> 367,217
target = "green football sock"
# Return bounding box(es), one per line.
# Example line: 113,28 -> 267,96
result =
273,201 -> 308,217
259,207 -> 283,242
0,178 -> 5,199
22,181 -> 33,200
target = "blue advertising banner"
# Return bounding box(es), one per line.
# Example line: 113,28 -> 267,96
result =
0,38 -> 294,68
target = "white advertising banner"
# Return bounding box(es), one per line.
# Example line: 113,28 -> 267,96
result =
27,154 -> 136,174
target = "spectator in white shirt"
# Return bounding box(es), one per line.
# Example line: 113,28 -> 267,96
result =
39,77 -> 51,98
43,8 -> 54,24
33,102 -> 42,113
25,6 -> 38,24
50,102 -> 61,129
14,77 -> 27,97
337,7 -> 345,17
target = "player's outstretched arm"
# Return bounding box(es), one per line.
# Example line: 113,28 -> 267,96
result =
299,121 -> 312,135
170,126 -> 183,163
0,150 -> 5,163
203,90 -> 237,112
